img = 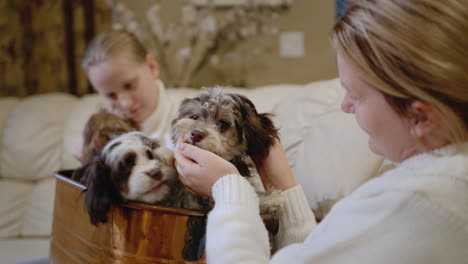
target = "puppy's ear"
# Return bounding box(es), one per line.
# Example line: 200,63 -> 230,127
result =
83,159 -> 122,225
124,116 -> 141,131
93,131 -> 112,151
233,95 -> 279,163
80,132 -> 111,164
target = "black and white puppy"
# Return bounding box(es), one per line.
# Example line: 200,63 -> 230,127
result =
78,131 -> 211,225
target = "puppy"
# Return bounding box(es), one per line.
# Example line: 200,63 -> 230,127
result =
171,87 -> 278,176
72,108 -> 140,186
79,108 -> 140,164
77,131 -> 211,225
171,87 -> 281,234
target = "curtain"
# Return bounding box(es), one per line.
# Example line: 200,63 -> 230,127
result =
0,0 -> 111,97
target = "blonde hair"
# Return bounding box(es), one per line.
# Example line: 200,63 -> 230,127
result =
81,30 -> 147,73
333,0 -> 468,143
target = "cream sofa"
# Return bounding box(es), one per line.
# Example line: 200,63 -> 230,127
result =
0,78 -> 384,263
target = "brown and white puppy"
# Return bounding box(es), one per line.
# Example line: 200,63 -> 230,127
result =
77,131 -> 211,225
79,108 -> 140,164
72,108 -> 140,186
171,87 -> 281,233
171,87 -> 278,178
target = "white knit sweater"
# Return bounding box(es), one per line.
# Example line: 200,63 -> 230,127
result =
207,142 -> 468,263
141,80 -> 179,144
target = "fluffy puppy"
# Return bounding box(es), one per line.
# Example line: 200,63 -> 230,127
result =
79,108 -> 140,164
77,131 -> 211,225
171,87 -> 278,177
171,87 -> 281,233
72,108 -> 139,185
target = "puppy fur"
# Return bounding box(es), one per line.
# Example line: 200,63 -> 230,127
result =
76,132 -> 211,225
79,108 -> 140,164
171,87 -> 282,234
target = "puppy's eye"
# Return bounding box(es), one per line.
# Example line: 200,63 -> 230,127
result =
146,149 -> 154,160
218,119 -> 230,132
118,152 -> 136,172
190,115 -> 199,120
114,129 -> 125,136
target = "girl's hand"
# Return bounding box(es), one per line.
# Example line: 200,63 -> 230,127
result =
72,141 -> 84,164
255,138 -> 297,191
174,138 -> 239,196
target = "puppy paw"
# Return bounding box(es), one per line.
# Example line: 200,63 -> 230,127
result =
258,187 -> 283,235
156,146 -> 176,169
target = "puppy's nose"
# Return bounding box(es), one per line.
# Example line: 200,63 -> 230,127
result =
147,169 -> 162,181
190,130 -> 205,144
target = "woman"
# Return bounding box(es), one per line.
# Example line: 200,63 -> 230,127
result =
174,0 -> 468,262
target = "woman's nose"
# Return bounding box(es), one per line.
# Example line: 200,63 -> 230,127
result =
341,97 -> 354,114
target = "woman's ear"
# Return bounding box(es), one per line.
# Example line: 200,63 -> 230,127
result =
146,54 -> 160,79
409,101 -> 441,138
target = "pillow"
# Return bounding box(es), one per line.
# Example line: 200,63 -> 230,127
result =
1,93 -> 76,180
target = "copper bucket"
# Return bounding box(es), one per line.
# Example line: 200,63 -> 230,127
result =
50,170 -> 206,264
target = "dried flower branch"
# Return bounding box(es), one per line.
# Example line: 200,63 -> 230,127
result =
111,0 -> 291,88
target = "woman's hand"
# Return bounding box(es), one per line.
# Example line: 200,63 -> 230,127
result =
255,138 -> 297,191
174,138 -> 240,196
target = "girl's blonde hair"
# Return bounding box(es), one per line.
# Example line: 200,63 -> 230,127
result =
333,0 -> 468,143
81,30 -> 147,73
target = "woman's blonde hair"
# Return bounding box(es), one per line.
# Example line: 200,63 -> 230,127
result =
332,0 -> 468,143
81,30 -> 147,73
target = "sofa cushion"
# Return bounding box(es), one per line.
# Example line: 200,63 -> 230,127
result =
0,97 -> 19,175
0,177 -> 55,238
0,180 -> 33,237
230,84 -> 302,114
21,177 -> 56,237
0,238 -> 50,264
0,94 -> 77,239
1,93 -> 77,180
274,79 -> 384,210
61,94 -> 106,170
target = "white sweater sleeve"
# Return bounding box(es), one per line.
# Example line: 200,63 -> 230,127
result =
207,174 -> 271,263
274,186 -> 316,250
206,174 -> 315,263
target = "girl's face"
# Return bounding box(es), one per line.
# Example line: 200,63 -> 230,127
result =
337,54 -> 419,163
88,54 -> 160,122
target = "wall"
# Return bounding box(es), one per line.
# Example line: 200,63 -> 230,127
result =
119,0 -> 338,88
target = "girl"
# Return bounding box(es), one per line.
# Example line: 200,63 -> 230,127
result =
75,30 -> 179,162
